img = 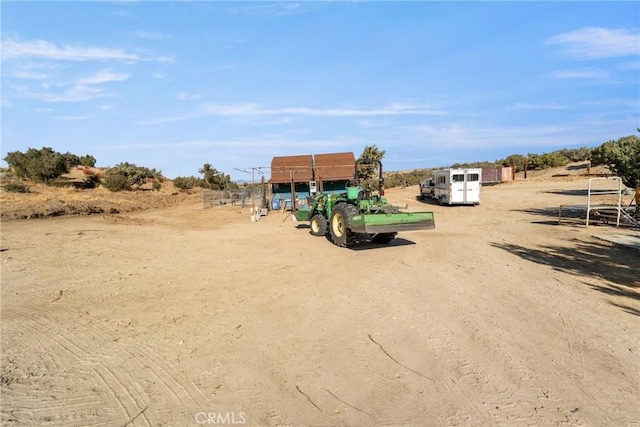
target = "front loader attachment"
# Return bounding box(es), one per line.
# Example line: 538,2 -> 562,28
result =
349,212 -> 435,234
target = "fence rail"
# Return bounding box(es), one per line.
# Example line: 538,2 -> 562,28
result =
202,189 -> 269,209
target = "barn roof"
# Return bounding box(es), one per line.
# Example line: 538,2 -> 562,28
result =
270,154 -> 313,183
313,152 -> 356,182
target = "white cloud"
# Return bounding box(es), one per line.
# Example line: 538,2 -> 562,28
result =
7,68 -> 130,103
209,37 -> 244,50
94,136 -> 350,151
74,69 -> 131,85
353,119 -> 385,128
228,2 -> 316,18
143,54 -> 175,64
13,84 -> 108,103
9,70 -> 50,80
112,10 -> 133,19
136,103 -> 448,125
547,27 -> 640,59
1,39 -> 138,62
52,115 -> 91,121
406,123 -> 578,150
101,105 -> 113,111
133,30 -> 171,40
548,69 -> 608,80
1,38 -> 172,63
582,98 -> 638,108
202,103 -> 448,117
617,60 -> 640,71
212,64 -> 236,71
176,91 -> 203,101
512,103 -> 569,110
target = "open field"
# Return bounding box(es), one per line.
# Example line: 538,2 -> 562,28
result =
1,174 -> 639,426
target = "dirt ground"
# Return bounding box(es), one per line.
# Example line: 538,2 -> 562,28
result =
1,173 -> 639,426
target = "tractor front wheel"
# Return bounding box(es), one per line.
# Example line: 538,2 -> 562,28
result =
310,213 -> 328,236
329,203 -> 358,247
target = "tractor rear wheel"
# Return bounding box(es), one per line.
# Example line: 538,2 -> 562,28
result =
329,203 -> 358,247
310,213 -> 328,236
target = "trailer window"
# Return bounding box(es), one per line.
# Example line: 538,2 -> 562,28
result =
467,173 -> 479,182
452,174 -> 464,182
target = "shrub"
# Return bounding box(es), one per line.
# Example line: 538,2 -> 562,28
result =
3,182 -> 30,193
102,162 -> 163,192
3,147 -> 99,185
4,147 -> 69,184
527,152 -> 568,170
102,171 -> 131,192
79,155 -> 97,167
592,134 -> 640,189
152,181 -> 162,191
173,176 -> 205,190
500,154 -> 527,172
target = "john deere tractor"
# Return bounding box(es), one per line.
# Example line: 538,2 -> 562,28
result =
295,159 -> 435,247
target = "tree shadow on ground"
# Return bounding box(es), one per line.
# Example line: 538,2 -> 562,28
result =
513,207 -> 588,226
544,189 -> 590,197
566,163 -> 589,171
514,207 -> 640,228
490,239 -> 640,306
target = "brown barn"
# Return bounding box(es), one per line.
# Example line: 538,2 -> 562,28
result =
269,152 -> 356,209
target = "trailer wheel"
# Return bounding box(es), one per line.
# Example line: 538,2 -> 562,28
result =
372,232 -> 397,244
310,213 -> 328,236
330,203 -> 358,247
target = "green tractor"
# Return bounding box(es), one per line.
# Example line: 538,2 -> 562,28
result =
295,159 -> 435,247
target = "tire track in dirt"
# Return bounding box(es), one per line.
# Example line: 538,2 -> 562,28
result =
1,303 -> 207,426
422,297 -> 619,426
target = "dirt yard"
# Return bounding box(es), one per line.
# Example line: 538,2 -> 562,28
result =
1,175 -> 638,426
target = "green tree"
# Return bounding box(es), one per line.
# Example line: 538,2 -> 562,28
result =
102,162 -> 162,192
4,151 -> 29,179
556,147 -> 592,162
79,155 -> 97,167
4,147 -> 70,185
357,145 -> 386,187
527,152 -> 568,170
592,134 -> 639,190
198,164 -> 229,190
102,171 -> 131,192
172,176 -> 205,190
500,154 -> 527,172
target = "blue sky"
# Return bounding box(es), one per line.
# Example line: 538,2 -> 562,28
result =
2,1 -> 639,180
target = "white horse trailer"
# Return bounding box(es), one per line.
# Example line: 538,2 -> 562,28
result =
432,168 -> 482,205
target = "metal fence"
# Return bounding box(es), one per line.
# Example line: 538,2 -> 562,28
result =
202,189 -> 270,209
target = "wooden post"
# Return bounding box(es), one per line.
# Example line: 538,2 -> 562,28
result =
289,168 -> 296,213
587,160 -> 591,176
524,158 -> 529,179
261,175 -> 266,209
